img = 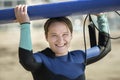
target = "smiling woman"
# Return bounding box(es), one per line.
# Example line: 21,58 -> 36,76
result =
44,18 -> 72,56
15,5 -> 111,80
46,22 -> 72,56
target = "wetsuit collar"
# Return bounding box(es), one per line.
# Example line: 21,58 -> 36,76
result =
40,47 -> 69,59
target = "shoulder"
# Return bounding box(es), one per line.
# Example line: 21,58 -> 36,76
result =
33,51 -> 44,63
70,50 -> 85,56
33,48 -> 55,59
33,51 -> 44,57
69,50 -> 86,62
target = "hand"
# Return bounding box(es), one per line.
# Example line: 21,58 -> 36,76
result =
14,5 -> 30,24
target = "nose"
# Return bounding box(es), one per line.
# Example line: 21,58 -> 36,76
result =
57,36 -> 64,44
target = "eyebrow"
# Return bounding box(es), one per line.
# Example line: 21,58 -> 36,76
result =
50,32 -> 69,35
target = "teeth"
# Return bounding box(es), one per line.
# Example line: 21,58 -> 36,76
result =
56,44 -> 65,47
57,45 -> 64,47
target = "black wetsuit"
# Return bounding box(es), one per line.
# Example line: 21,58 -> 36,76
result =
19,15 -> 111,80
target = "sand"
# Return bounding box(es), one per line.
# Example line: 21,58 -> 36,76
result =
0,28 -> 120,80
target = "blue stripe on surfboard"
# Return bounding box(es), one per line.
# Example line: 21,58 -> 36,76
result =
0,0 -> 120,24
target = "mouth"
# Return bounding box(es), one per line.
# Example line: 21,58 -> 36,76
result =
55,43 -> 66,48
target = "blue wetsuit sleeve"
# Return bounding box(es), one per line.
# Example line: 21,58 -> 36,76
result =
86,46 -> 100,59
86,14 -> 111,65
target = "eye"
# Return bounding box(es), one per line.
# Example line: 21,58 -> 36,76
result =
63,33 -> 68,37
51,34 -> 57,37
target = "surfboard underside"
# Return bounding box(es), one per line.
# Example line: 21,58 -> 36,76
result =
0,0 -> 120,24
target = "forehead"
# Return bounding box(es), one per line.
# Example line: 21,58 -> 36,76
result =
48,22 -> 70,33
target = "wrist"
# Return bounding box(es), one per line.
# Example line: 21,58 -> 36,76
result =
97,14 -> 106,20
20,22 -> 30,25
97,14 -> 109,34
21,23 -> 30,30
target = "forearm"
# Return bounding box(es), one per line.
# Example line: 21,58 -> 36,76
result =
97,14 -> 110,34
19,23 -> 41,71
96,14 -> 111,63
97,14 -> 111,48
19,23 -> 32,50
86,14 -> 111,65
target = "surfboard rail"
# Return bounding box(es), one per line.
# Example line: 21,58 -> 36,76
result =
0,0 -> 120,24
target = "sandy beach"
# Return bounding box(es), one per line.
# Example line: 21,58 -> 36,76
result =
0,28 -> 120,80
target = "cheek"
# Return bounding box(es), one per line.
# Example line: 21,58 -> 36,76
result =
46,36 -> 57,44
65,36 -> 72,43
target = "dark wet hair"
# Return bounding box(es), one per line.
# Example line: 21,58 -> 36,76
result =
44,17 -> 73,37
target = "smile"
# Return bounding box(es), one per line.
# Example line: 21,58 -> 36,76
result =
55,44 -> 66,47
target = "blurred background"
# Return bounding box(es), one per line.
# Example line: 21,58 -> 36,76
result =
0,0 -> 120,80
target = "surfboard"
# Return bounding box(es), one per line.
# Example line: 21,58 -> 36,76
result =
0,0 -> 120,24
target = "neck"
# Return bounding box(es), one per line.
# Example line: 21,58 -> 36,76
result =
55,52 -> 68,57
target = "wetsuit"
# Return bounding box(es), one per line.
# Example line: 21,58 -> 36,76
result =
18,14 -> 111,80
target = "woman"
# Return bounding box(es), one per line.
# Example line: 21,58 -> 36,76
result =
15,5 -> 111,80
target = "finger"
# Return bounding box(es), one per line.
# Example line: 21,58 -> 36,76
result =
14,5 -> 19,14
24,5 -> 28,14
17,5 -> 21,15
22,5 -> 26,12
20,5 -> 24,12
14,5 -> 20,19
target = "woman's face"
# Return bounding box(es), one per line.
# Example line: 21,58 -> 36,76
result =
46,22 -> 72,56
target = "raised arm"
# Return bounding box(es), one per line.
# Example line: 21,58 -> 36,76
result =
86,14 -> 111,65
15,5 -> 42,71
